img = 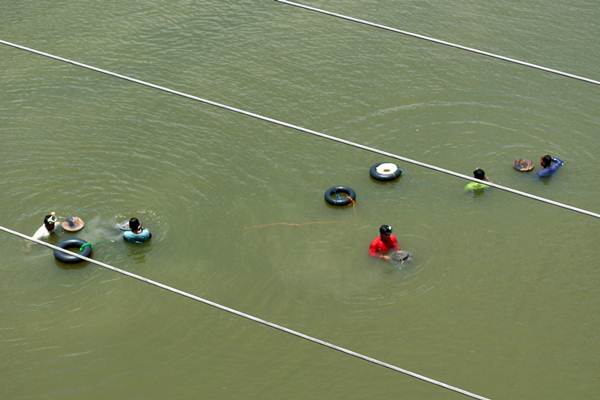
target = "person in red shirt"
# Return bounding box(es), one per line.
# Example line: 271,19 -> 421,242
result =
369,224 -> 400,261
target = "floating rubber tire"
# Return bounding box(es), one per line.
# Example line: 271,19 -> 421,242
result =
370,162 -> 402,181
54,238 -> 92,264
324,186 -> 356,206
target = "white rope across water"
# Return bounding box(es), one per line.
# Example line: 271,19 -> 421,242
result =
0,40 -> 598,219
0,225 -> 491,400
274,0 -> 600,87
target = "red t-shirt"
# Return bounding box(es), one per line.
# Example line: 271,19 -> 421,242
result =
369,234 -> 399,257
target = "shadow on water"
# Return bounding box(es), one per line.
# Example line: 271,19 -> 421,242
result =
54,258 -> 89,270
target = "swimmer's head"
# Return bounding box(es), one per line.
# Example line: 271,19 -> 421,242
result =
541,154 -> 552,168
129,217 -> 141,232
379,224 -> 393,236
44,214 -> 57,229
473,168 -> 486,180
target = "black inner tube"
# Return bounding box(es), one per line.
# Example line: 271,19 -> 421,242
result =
324,186 -> 356,206
53,238 -> 92,264
370,163 -> 402,181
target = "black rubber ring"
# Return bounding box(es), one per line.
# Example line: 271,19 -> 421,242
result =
324,186 -> 357,206
53,238 -> 92,264
369,163 -> 402,181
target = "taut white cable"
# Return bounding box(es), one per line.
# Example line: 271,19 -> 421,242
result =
274,0 -> 600,87
0,225 -> 491,400
0,39 -> 598,219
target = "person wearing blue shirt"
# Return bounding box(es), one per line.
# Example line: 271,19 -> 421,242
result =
537,154 -> 564,178
123,217 -> 152,244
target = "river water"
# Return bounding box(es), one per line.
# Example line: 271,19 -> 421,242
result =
1,1 -> 599,399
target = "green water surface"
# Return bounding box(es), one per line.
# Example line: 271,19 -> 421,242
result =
1,1 -> 599,399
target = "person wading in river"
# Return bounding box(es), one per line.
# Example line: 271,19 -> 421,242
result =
369,224 -> 400,262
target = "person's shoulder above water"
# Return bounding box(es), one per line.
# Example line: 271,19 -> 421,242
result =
123,217 -> 152,244
465,181 -> 489,191
537,154 -> 564,178
32,224 -> 51,241
465,168 -> 489,192
123,229 -> 152,243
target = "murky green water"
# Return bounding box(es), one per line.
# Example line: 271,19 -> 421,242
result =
1,1 -> 599,399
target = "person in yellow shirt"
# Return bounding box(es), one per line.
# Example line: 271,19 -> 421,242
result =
464,168 -> 489,192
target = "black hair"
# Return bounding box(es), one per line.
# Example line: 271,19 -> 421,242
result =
473,168 -> 486,180
379,224 -> 393,236
129,218 -> 141,232
541,155 -> 552,168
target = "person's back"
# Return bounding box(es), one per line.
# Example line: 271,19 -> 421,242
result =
537,154 -> 563,178
123,217 -> 152,244
465,168 -> 489,192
